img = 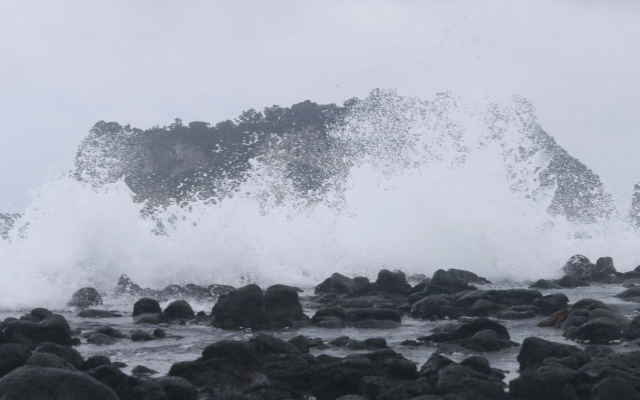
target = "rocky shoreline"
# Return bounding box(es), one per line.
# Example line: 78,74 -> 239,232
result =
2,255 -> 640,399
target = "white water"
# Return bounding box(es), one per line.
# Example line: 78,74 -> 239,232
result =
1,91 -> 639,310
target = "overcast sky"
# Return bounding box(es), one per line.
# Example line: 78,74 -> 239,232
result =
1,0 -> 639,212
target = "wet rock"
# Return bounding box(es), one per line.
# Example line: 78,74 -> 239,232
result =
263,284 -> 309,328
0,366 -> 120,400
212,284 -> 266,330
329,336 -> 351,347
115,274 -> 143,296
67,287 -> 103,309
496,305 -> 541,320
529,279 -> 562,289
508,368 -> 556,400
30,308 -> 53,320
134,313 -> 172,325
375,269 -> 411,295
364,337 -> 387,349
592,377 -> 640,400
133,298 -> 162,316
251,333 -> 301,355
132,365 -> 158,376
410,294 -> 460,320
568,317 -> 622,344
77,310 -> 123,318
153,328 -> 166,338
26,352 -> 77,370
83,355 -> 111,370
87,333 -> 117,345
156,376 -> 198,400
163,300 -> 195,320
341,296 -> 396,309
315,272 -> 357,294
517,337 -> 590,370
383,358 -> 419,379
555,275 -> 590,288
460,355 -> 492,376
424,269 -> 476,295
589,308 -> 628,328
447,269 -> 491,284
560,315 -> 588,330
35,342 -> 84,369
615,286 -> 640,300
466,299 -> 493,317
0,343 -> 31,378
131,329 -> 156,342
95,325 -> 127,338
623,315 -> 640,339
345,339 -> 366,350
207,284 -> 235,297
585,345 -> 615,358
315,316 -> 344,328
596,257 -> 617,274
533,293 -> 569,316
377,378 -> 435,400
562,255 -> 616,281
87,364 -> 139,400
427,317 -> 511,343
344,308 -> 401,329
4,315 -> 73,349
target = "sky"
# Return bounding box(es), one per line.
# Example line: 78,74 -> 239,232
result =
1,0 -> 639,212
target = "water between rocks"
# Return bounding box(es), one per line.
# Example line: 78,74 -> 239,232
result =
1,283 -> 637,385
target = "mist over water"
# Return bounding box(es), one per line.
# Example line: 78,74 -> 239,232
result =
1,92 -> 639,311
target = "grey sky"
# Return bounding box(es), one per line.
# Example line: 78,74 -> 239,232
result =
1,0 -> 639,212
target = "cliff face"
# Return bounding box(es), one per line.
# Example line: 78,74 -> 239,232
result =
73,90 -> 616,223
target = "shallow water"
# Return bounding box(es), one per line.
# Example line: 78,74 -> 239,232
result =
2,282 -> 638,384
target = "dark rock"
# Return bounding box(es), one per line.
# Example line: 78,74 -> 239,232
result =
508,369 -> 556,400
466,299 -> 493,317
35,342 -> 84,369
153,328 -> 166,338
623,315 -> 640,339
0,343 -> 31,378
383,357 -> 419,379
251,333 -> 301,355
517,337 -> 590,370
67,287 -> 103,309
592,377 -> 640,400
560,316 -> 588,330
410,294 -> 460,320
162,284 -> 187,298
364,337 -> 387,349
584,345 -> 615,359
329,336 -> 351,347
156,376 -> 198,400
30,308 -> 52,320
4,314 -> 73,349
115,274 -> 143,296
134,313 -> 172,325
596,257 -> 617,274
460,355 -> 492,375
315,272 -> 357,294
562,255 -> 616,281
263,284 -> 308,328
615,286 -> 640,300
95,326 -> 127,338
496,305 -> 541,320
424,269 -> 476,295
428,317 -> 511,343
530,279 -> 562,289
133,298 -> 162,316
163,300 -> 195,320
0,366 -> 120,399
26,352 -> 77,370
533,293 -> 569,316
132,380 -> 169,400
447,269 -> 491,284
589,308 -> 628,327
345,339 -> 366,350
202,340 -> 257,364
288,335 -> 313,353
556,275 -> 590,288
344,308 -> 401,328
212,284 -> 266,330
361,376 -> 393,400
569,317 -> 622,344
313,307 -> 347,320
87,364 -> 139,400
131,330 -> 156,342
341,296 -> 396,309
131,365 -> 158,375
376,269 -> 411,294
315,316 -> 344,328
83,355 -> 111,370
77,310 -> 123,318
87,333 -> 117,345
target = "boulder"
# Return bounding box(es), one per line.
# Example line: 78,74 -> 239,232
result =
375,269 -> 411,294
132,298 -> 162,316
562,255 -> 616,281
26,352 -> 77,371
529,279 -> 561,289
532,293 -> 569,316
517,337 -> 590,370
568,317 -> 622,344
67,287 -> 103,309
212,284 -> 267,330
424,269 -> 476,295
0,344 -> 31,378
496,305 -> 541,320
446,269 -> 491,284
163,300 -> 195,320
83,355 -> 111,370
156,376 -> 198,400
344,308 -> 401,329
4,315 -> 73,349
592,377 -> 640,400
555,275 -> 589,288
134,313 -> 172,325
131,330 -> 156,342
35,342 -> 84,369
264,284 -> 308,328
315,272 -> 357,294
131,365 -> 158,376
615,286 -> 640,300
410,294 -> 460,320
0,366 -> 120,399
77,310 -> 123,318
87,333 -> 117,345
